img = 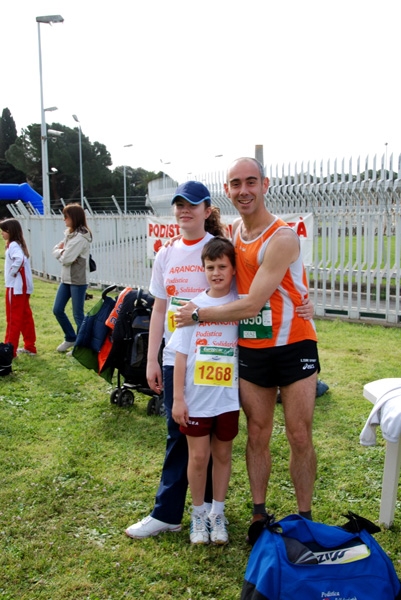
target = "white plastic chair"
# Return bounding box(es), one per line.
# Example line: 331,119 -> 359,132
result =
363,378 -> 401,527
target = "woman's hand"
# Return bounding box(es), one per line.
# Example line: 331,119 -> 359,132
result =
146,359 -> 163,394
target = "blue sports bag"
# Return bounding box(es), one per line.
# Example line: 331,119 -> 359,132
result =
241,512 -> 401,600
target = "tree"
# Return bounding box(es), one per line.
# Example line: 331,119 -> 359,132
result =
111,166 -> 163,198
3,112 -> 161,212
0,107 -> 18,159
0,107 -> 26,186
5,122 -> 115,209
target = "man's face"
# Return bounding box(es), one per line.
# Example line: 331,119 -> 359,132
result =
224,159 -> 269,215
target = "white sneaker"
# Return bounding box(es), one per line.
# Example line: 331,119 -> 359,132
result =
125,515 -> 181,539
57,341 -> 75,352
209,513 -> 229,545
190,511 -> 209,545
17,348 -> 37,356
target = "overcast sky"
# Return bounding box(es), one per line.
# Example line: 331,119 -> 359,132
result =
2,0 -> 400,182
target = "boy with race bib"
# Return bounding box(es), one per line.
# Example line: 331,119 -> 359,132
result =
169,237 -> 240,545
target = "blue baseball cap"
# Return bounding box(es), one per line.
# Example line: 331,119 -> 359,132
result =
171,181 -> 211,206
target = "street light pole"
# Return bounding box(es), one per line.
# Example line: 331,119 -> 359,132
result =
123,144 -> 133,214
36,15 -> 64,214
72,115 -> 84,206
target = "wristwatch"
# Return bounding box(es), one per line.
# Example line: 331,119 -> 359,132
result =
191,307 -> 201,322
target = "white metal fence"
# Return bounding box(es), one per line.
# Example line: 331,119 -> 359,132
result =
5,153 -> 401,325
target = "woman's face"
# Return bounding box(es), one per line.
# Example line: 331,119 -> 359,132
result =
173,199 -> 211,237
64,214 -> 73,229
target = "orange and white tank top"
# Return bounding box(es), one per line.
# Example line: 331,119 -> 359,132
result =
234,217 -> 317,348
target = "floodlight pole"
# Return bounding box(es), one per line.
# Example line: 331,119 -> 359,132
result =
36,15 -> 63,214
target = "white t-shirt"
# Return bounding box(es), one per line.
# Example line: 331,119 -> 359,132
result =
168,289 -> 240,418
149,233 -> 214,366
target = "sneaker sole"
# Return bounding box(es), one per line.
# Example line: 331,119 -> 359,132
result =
125,525 -> 181,539
190,539 -> 209,545
211,538 -> 229,545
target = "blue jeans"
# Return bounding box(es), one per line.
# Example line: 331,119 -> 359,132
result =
53,282 -> 87,342
151,365 -> 213,524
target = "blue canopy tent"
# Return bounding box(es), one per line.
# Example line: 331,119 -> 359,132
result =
0,183 -> 44,214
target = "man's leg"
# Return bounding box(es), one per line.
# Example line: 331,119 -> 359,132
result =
280,372 -> 317,513
240,378 -> 277,507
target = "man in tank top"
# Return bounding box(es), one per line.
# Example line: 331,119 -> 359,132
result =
176,157 -> 320,528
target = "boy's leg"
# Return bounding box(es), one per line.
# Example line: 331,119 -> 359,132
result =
187,434 -> 211,545
210,437 -> 233,502
208,411 -> 239,546
187,434 -> 211,506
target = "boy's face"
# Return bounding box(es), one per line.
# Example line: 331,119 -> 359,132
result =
204,255 -> 235,295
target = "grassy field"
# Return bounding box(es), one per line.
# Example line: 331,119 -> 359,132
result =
1,255 -> 401,599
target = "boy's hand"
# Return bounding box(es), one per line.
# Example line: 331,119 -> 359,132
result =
172,398 -> 189,426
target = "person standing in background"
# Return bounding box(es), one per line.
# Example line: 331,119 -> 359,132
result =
52,203 -> 92,353
0,218 -> 37,357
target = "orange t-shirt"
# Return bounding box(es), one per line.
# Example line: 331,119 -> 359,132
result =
234,217 -> 317,348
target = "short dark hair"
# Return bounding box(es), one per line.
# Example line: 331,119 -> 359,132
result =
201,236 -> 236,268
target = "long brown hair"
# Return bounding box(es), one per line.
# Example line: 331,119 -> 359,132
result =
0,218 -> 29,257
205,205 -> 226,237
63,203 -> 91,235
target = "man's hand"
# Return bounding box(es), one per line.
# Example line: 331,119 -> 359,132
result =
163,234 -> 182,248
295,296 -> 314,320
175,301 -> 197,328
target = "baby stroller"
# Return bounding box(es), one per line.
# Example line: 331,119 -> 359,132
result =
102,287 -> 165,416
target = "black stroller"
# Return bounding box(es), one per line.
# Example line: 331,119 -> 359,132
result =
102,286 -> 165,416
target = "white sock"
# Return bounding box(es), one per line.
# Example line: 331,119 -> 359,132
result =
210,500 -> 225,515
192,504 -> 205,515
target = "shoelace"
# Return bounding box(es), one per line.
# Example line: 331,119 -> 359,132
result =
192,514 -> 207,531
209,514 -> 227,530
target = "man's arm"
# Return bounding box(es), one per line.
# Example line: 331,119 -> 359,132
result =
175,229 -> 300,326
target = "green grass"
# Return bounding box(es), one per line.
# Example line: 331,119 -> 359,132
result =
1,255 -> 401,598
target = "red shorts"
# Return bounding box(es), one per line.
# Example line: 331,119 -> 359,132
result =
179,410 -> 239,441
